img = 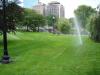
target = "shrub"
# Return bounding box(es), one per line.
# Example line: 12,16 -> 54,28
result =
57,18 -> 71,34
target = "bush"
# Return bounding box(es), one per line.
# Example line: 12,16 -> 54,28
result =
60,23 -> 71,34
57,18 -> 71,34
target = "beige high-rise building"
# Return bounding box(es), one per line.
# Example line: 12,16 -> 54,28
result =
46,1 -> 65,18
32,1 -> 46,16
32,1 -> 65,18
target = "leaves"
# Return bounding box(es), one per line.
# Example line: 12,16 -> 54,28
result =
89,13 -> 100,42
56,18 -> 71,34
74,5 -> 96,29
21,8 -> 46,31
0,1 -> 23,32
46,15 -> 58,26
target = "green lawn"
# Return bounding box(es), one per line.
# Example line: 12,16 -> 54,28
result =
0,32 -> 100,75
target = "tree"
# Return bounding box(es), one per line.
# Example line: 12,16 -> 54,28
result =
0,0 -> 23,32
68,18 -> 74,27
32,14 -> 46,32
21,8 -> 36,31
46,15 -> 58,26
74,5 -> 96,29
21,8 -> 46,32
56,18 -> 71,34
88,12 -> 100,42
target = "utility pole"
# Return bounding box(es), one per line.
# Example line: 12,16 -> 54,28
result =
52,16 -> 55,34
2,0 -> 10,64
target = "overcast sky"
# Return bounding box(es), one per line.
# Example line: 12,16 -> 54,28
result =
22,0 -> 100,18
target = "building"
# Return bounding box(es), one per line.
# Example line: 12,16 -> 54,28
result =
46,1 -> 65,18
32,1 -> 65,18
32,1 -> 46,15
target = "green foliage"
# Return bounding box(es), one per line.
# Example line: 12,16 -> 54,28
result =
7,2 -> 23,31
68,18 -> 74,27
21,8 -> 36,31
46,15 -> 58,26
0,1 -> 23,32
89,13 -> 100,42
31,14 -> 46,32
57,18 -> 71,34
74,5 -> 96,29
21,8 -> 46,32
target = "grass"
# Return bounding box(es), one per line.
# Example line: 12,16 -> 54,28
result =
0,32 -> 100,75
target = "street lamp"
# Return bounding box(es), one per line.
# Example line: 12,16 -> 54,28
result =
0,0 -> 10,64
52,16 -> 55,34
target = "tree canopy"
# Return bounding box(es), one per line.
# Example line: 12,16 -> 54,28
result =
46,15 -> 58,26
20,8 -> 46,32
0,1 -> 23,32
89,12 -> 100,42
56,18 -> 71,34
74,5 -> 96,29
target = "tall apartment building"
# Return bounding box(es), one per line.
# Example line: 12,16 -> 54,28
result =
46,1 -> 65,18
32,1 -> 65,18
33,1 -> 46,16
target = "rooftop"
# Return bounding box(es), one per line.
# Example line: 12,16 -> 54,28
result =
49,1 -> 60,4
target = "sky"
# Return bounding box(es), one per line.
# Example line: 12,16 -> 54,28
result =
22,0 -> 100,18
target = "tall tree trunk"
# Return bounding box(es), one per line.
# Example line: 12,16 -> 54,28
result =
26,25 -> 28,31
37,25 -> 39,32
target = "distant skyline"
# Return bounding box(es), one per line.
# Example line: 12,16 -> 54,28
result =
23,0 -> 100,18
